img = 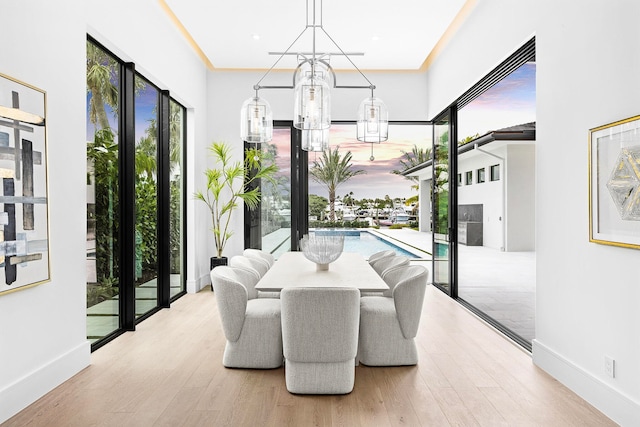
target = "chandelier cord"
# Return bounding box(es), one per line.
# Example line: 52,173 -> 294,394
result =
320,27 -> 375,89
254,0 -> 374,91
254,27 -> 309,89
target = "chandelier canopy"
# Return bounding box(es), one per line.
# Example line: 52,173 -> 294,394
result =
239,0 -> 388,150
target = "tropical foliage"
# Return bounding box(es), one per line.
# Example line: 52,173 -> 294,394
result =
195,142 -> 278,258
391,144 -> 432,190
309,194 -> 328,219
86,40 -> 185,306
459,133 -> 481,146
86,42 -> 118,129
309,146 -> 365,221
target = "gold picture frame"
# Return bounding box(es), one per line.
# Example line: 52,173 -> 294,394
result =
589,115 -> 640,249
0,72 -> 50,295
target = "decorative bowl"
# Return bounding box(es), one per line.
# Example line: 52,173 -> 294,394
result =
300,234 -> 344,271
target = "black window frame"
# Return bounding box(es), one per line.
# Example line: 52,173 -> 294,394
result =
87,35 -> 187,352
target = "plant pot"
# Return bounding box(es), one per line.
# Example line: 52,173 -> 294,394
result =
210,256 -> 228,271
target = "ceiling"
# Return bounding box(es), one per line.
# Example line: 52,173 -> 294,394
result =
162,0 -> 470,71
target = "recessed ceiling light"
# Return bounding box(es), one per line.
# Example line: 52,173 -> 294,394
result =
371,35 -> 380,41
252,34 -> 261,40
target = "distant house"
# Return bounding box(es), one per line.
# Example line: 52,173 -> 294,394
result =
403,122 -> 536,252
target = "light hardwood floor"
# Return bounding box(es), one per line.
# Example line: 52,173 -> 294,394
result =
5,285 -> 616,427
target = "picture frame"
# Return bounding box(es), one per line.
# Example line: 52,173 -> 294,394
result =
589,115 -> 640,249
0,72 -> 50,295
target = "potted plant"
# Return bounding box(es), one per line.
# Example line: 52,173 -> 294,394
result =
195,141 -> 277,270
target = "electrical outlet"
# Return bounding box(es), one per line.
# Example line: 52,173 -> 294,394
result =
605,356 -> 615,378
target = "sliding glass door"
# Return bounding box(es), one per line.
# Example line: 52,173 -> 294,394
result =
456,59 -> 536,349
432,109 -> 456,295
431,38 -> 536,350
245,123 -> 296,259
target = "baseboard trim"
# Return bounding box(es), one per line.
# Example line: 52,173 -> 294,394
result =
187,273 -> 209,294
0,340 -> 91,424
533,339 -> 640,426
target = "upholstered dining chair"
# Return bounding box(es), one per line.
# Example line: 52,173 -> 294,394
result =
380,263 -> 426,298
371,255 -> 410,276
230,255 -> 280,299
280,287 -> 360,394
358,265 -> 429,366
243,248 -> 275,268
210,266 -> 283,369
367,249 -> 395,265
229,255 -> 269,277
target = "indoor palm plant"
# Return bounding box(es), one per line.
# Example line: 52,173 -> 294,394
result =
195,141 -> 277,268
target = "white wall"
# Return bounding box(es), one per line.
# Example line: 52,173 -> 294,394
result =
505,144 -> 535,251
419,178 -> 431,232
86,0 -> 209,292
426,0 -> 640,424
1,0 -> 210,422
0,1 -> 89,423
458,148 -> 504,250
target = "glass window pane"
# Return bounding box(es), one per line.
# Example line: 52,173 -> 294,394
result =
477,167 -> 485,183
490,164 -> 500,181
307,123 -> 431,259
169,99 -> 185,297
433,116 -> 450,292
134,75 -> 159,318
261,128 -> 292,259
86,40 -> 120,344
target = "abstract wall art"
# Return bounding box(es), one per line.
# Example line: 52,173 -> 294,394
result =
589,115 -> 640,249
0,72 -> 50,295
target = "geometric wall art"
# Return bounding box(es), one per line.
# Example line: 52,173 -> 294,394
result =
606,146 -> 640,221
0,72 -> 50,295
589,115 -> 640,249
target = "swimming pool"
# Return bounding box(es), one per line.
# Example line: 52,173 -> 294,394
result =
311,229 -> 422,259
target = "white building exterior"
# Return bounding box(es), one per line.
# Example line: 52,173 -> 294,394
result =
407,123 -> 535,252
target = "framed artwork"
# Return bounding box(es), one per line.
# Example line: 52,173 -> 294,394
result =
0,73 -> 50,295
589,115 -> 640,249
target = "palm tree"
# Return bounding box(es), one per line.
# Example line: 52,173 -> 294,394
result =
458,133 -> 481,146
86,42 -> 118,130
309,146 -> 365,221
391,144 -> 432,190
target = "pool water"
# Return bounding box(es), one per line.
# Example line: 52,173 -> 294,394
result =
311,230 -> 420,259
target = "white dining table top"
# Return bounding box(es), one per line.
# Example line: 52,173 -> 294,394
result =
255,252 -> 389,292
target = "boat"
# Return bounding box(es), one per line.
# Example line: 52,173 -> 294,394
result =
378,209 -> 410,226
342,210 -> 357,221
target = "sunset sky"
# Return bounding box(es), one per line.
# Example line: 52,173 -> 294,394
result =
271,123 -> 431,201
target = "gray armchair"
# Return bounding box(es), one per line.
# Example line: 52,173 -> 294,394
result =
367,249 -> 395,265
243,248 -> 275,268
359,265 -> 429,366
229,255 -> 269,277
211,266 -> 283,369
371,255 -> 410,276
281,287 -> 360,394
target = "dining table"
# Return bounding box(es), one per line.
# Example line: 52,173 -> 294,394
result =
255,251 -> 389,293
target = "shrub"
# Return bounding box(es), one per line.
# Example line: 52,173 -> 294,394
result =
389,224 -> 407,230
308,220 -> 369,229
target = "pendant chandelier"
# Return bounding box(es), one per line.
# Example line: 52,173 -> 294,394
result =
240,0 -> 388,151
